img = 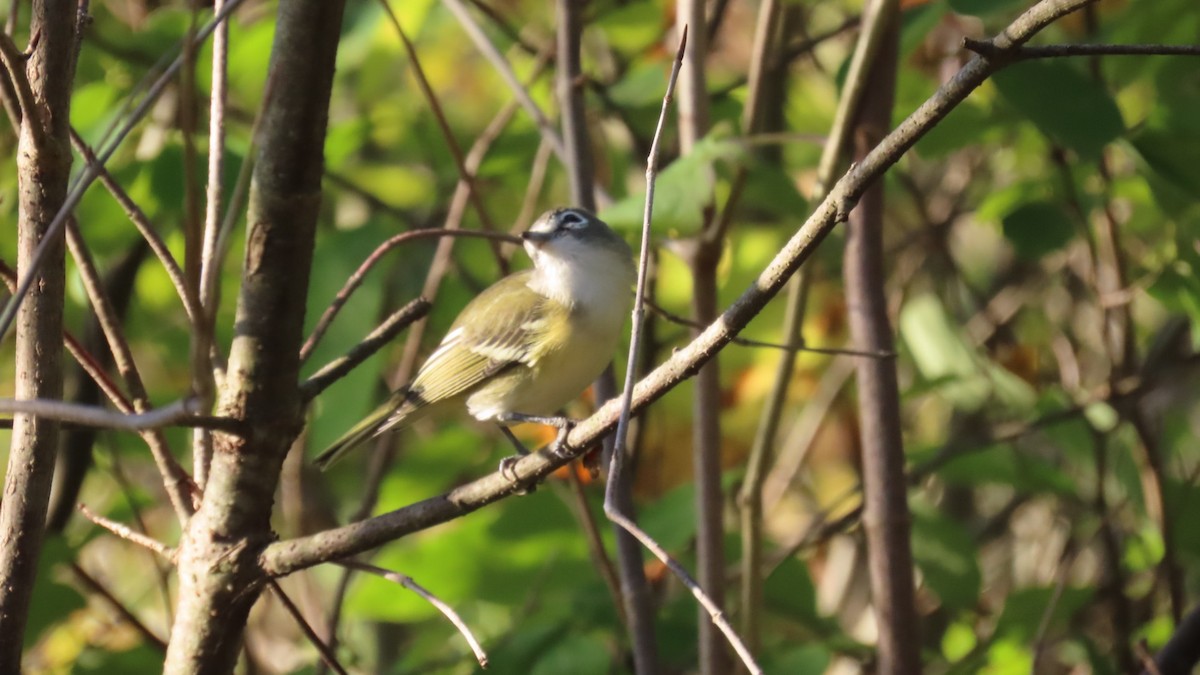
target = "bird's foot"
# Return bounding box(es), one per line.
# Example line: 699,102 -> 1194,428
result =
497,426 -> 535,495
548,420 -> 577,459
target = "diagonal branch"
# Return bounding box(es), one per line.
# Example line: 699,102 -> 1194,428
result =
301,229 -> 519,362
300,298 -> 431,399
335,560 -> 488,669
260,0 -> 1104,604
0,0 -> 247,346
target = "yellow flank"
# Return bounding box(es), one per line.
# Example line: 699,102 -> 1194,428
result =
468,299 -> 616,419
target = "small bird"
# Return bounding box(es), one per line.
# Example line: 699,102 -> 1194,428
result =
315,207 -> 636,470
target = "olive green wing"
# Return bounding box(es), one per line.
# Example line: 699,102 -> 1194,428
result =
405,272 -> 546,408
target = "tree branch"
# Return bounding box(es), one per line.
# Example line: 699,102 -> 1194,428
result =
162,1 -> 348,671
0,4 -> 77,668
300,298 -> 431,400
260,0 -> 1104,579
962,38 -> 1200,60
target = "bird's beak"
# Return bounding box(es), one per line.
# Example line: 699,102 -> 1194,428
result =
521,230 -> 554,247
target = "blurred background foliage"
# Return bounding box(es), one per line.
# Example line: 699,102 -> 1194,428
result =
0,0 -> 1198,672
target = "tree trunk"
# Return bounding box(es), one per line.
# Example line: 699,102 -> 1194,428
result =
162,2 -> 347,671
0,3 -> 77,670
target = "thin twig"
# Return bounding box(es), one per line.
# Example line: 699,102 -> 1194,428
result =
334,560 -> 489,669
558,473 -> 628,630
316,66 -> 547,658
1137,641 -> 1165,675
1030,545 -> 1076,671
645,298 -> 891,357
0,397 -> 204,431
0,0 -> 247,345
0,260 -> 134,415
68,128 -> 203,328
193,0 -> 232,489
300,229 -> 520,362
267,580 -> 348,675
300,298 -> 431,399
0,31 -> 44,148
552,0 -> 655,666
962,39 -> 1200,60
440,0 -> 567,161
200,0 -> 230,310
69,562 -> 169,652
261,0 -> 1108,584
376,0 -> 507,270
77,505 -> 176,561
180,4 -> 204,294
603,25 -> 762,675
65,220 -> 197,521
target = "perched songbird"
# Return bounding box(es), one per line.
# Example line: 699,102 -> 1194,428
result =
315,207 -> 635,469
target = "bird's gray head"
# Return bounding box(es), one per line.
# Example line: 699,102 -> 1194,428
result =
521,207 -> 632,264
521,208 -> 635,307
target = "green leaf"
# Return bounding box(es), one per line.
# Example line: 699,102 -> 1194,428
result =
70,82 -> 121,140
900,294 -> 989,409
911,505 -> 981,610
75,644 -> 165,673
739,162 -> 807,219
900,294 -> 1035,411
25,537 -> 86,648
993,61 -> 1124,159
1132,127 -> 1200,200
948,0 -> 1027,17
934,443 -> 1078,496
529,634 -> 611,675
595,2 -> 663,55
1001,201 -> 1076,261
608,62 -> 669,109
985,639 -> 1034,675
601,130 -> 743,236
994,586 -> 1093,643
639,482 -> 698,552
942,620 -> 979,662
916,100 -> 993,158
764,645 -> 831,675
763,557 -> 819,623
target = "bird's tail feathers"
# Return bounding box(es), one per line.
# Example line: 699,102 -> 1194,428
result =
314,390 -> 415,470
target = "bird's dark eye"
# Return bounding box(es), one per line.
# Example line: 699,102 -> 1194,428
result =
557,210 -> 587,230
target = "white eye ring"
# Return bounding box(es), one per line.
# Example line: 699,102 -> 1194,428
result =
558,210 -> 587,229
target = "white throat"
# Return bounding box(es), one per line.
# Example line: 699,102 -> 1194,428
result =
527,247 -> 632,317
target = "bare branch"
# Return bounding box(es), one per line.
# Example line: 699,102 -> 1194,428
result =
260,0 -> 1105,610
300,298 -> 432,400
963,38 -> 1200,60
78,505 -> 176,561
376,0 -> 507,271
0,31 -> 45,147
65,220 -> 197,521
0,7 -> 78,667
267,580 -> 349,675
646,298 -> 892,357
68,129 -> 203,328
440,0 -> 567,161
334,560 -> 488,669
300,229 -> 520,362
0,0 -> 247,344
0,397 -> 204,431
605,24 -> 759,675
69,563 -> 168,652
